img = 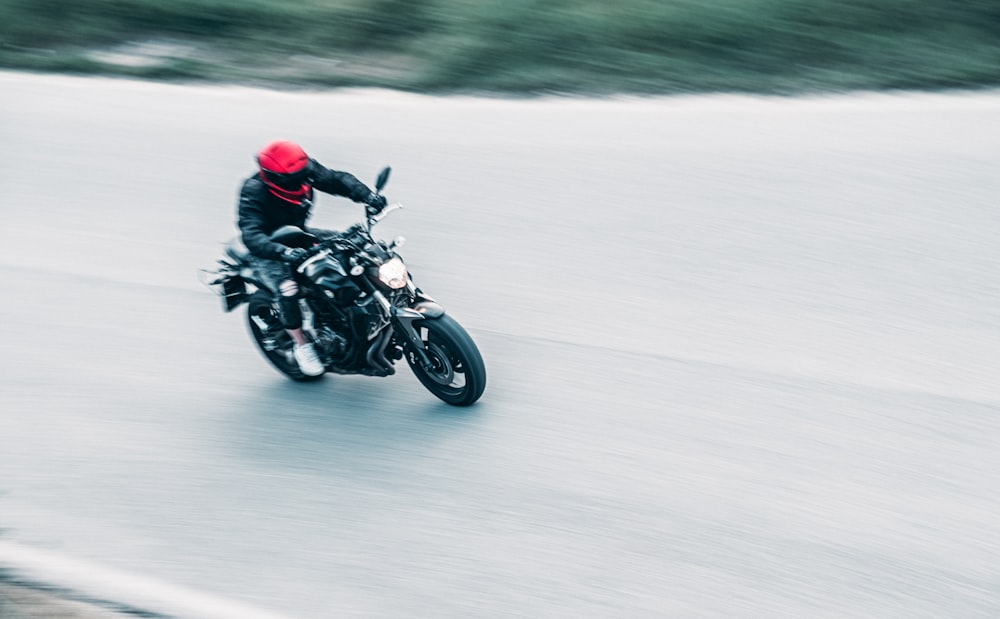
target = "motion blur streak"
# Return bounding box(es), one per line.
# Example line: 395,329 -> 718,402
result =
1,71 -> 999,617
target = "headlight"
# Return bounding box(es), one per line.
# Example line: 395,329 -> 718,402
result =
377,257 -> 408,289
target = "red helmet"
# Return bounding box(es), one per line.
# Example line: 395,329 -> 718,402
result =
256,140 -> 312,203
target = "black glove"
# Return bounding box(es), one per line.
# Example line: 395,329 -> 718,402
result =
281,246 -> 308,264
364,191 -> 388,215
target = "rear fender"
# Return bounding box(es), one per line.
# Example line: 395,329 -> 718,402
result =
221,277 -> 247,311
200,264 -> 248,312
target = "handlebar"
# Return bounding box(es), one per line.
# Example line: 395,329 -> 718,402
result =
366,202 -> 403,231
293,201 -> 403,272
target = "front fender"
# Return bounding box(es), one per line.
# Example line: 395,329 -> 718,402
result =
412,300 -> 445,318
391,304 -> 443,369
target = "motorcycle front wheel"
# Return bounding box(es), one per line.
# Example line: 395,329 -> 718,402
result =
405,314 -> 486,406
246,291 -> 323,382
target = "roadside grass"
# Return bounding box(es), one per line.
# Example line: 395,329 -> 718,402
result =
1,0 -> 998,94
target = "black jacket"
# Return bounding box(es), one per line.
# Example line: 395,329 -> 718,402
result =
237,159 -> 372,260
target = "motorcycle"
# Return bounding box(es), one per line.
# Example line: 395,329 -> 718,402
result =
200,167 -> 486,406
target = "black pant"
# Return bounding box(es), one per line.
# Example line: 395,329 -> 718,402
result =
249,256 -> 303,330
249,228 -> 342,330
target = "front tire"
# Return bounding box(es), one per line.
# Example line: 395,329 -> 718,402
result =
246,291 -> 324,382
405,314 -> 486,406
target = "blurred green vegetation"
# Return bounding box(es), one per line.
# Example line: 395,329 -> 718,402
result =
1,0 -> 998,93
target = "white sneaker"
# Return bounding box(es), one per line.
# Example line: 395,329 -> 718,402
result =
293,343 -> 325,376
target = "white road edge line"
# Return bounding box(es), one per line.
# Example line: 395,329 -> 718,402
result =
0,540 -> 299,619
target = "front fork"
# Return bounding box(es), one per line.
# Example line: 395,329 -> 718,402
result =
370,286 -> 445,371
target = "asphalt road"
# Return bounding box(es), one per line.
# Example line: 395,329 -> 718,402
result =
1,72 -> 998,618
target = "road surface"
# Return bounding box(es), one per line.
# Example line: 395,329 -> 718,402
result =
1,72 -> 998,617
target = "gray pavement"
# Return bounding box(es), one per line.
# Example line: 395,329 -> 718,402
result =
1,73 -> 998,617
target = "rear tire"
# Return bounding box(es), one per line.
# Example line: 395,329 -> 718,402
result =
246,291 -> 324,382
405,314 -> 486,406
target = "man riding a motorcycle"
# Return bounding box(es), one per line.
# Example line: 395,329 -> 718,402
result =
203,152 -> 486,404
238,140 -> 388,376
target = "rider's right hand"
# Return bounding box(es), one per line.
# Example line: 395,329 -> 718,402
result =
365,192 -> 388,218
281,246 -> 308,264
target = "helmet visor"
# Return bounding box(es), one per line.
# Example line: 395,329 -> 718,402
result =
262,166 -> 310,191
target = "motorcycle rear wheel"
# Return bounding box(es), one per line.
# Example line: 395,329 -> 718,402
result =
246,291 -> 324,382
405,314 -> 486,406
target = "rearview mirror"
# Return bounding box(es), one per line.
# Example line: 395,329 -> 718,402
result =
375,166 -> 391,191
